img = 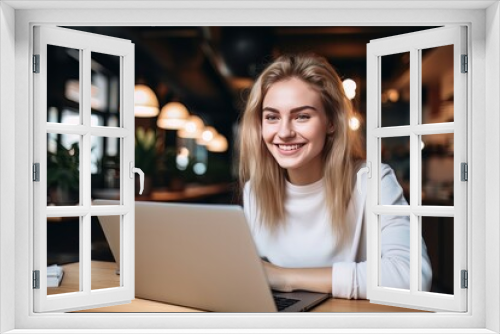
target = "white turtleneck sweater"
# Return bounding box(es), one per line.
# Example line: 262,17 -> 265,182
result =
243,164 -> 432,299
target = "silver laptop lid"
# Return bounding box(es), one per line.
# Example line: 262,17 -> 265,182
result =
95,200 -> 277,312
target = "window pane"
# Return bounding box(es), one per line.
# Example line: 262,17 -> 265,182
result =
61,108 -> 79,125
421,45 -> 454,124
381,52 -> 410,127
106,116 -> 119,156
420,216 -> 454,295
47,134 -> 80,206
421,134 -> 454,206
91,136 -> 121,203
92,216 -> 121,290
47,44 -> 80,124
381,136 -> 410,204
47,216 -> 80,295
379,214 -> 411,291
91,52 -> 121,126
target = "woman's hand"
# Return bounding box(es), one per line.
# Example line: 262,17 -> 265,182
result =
261,260 -> 293,292
261,260 -> 333,294
262,260 -> 293,292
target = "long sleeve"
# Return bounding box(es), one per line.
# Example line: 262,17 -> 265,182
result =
242,167 -> 432,300
331,165 -> 433,299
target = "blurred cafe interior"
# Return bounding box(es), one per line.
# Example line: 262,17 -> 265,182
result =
46,26 -> 455,296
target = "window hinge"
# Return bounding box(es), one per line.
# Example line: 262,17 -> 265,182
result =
33,163 -> 40,182
33,270 -> 40,289
461,54 -> 468,73
33,54 -> 40,73
461,162 -> 468,181
461,270 -> 468,289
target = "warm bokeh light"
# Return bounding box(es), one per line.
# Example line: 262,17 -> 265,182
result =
349,116 -> 361,131
343,78 -> 357,100
196,126 -> 218,145
157,102 -> 189,129
178,115 -> 204,138
134,84 -> 159,117
207,134 -> 228,152
387,89 -> 400,103
176,147 -> 190,170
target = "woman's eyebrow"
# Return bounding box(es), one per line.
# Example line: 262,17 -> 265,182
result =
262,107 -> 279,113
262,105 -> 318,113
290,106 -> 318,113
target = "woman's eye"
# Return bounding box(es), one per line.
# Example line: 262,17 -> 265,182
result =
296,114 -> 310,120
264,114 -> 279,121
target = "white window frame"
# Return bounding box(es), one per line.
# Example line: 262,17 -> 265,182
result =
0,1 -> 499,333
366,26 -> 468,312
32,25 -> 136,313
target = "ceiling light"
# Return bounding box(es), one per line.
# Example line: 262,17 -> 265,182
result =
157,102 -> 190,129
178,115 -> 204,138
134,84 -> 159,117
196,126 -> 218,145
207,134 -> 228,152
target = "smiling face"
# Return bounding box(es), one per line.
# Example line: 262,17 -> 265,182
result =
261,78 -> 333,185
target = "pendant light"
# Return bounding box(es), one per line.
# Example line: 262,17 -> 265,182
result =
134,84 -> 159,117
157,102 -> 190,130
207,133 -> 228,152
178,115 -> 204,139
196,126 -> 218,145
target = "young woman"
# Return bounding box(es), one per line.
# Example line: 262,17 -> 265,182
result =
238,54 -> 432,299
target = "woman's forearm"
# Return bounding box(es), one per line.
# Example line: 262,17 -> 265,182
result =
262,260 -> 332,294
288,267 -> 332,294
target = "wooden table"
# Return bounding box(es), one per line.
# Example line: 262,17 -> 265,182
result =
93,183 -> 234,203
148,183 -> 233,202
49,262 -> 426,313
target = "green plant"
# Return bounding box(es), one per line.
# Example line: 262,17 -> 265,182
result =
135,127 -> 157,175
47,141 -> 80,202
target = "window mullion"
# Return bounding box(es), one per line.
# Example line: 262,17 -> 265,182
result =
373,123 -> 454,138
79,216 -> 84,293
46,206 -> 90,217
373,126 -> 411,138
82,47 -> 91,206
409,48 -> 420,294
82,214 -> 91,293
413,123 -> 454,135
81,48 -> 92,294
365,46 -> 379,297
410,213 -> 419,293
46,123 -> 88,135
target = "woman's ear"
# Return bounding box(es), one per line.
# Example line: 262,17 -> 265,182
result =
327,123 -> 335,135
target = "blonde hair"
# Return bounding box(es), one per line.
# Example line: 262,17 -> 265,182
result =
239,54 -> 365,241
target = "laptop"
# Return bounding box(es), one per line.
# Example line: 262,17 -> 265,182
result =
94,200 -> 330,312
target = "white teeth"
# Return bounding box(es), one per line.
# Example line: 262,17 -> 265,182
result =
278,144 -> 303,151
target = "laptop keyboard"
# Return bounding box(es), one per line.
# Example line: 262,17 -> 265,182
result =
273,295 -> 300,311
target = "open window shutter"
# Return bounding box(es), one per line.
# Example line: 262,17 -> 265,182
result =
33,26 -> 135,312
366,26 -> 467,312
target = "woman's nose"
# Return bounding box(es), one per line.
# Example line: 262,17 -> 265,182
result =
278,121 -> 295,138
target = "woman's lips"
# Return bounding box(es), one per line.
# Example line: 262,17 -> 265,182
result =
275,143 -> 305,154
